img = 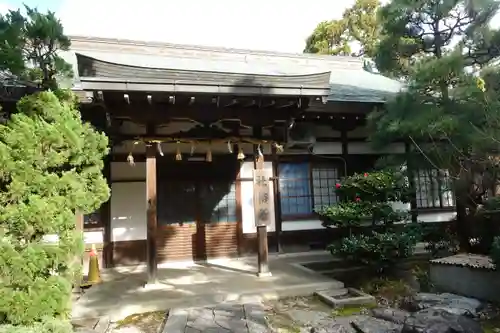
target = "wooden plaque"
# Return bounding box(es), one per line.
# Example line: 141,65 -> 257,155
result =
253,168 -> 272,227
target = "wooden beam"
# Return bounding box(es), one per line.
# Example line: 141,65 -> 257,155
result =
146,142 -> 158,284
83,102 -> 303,127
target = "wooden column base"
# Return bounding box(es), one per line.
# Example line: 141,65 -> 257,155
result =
256,225 -> 271,277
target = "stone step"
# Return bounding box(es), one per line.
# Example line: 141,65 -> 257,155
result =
323,288 -> 349,297
315,287 -> 376,308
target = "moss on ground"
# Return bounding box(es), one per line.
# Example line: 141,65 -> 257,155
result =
332,303 -> 378,317
115,311 -> 166,330
482,316 -> 500,333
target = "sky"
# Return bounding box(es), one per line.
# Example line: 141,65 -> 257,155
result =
2,0 -> 500,53
0,0 -> 357,53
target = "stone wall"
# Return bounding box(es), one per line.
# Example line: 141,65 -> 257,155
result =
429,254 -> 500,302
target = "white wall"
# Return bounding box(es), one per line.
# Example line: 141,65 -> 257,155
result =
110,182 -> 147,242
105,162 -> 148,243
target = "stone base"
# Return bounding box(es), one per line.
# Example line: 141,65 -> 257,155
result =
315,287 -> 375,308
256,271 -> 272,278
142,281 -> 167,291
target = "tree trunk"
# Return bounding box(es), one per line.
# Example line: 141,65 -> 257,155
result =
455,194 -> 471,252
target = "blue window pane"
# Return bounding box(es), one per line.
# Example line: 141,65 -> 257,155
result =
279,163 -> 309,179
279,163 -> 312,217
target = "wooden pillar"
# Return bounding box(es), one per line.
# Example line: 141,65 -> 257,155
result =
405,142 -> 418,223
146,142 -> 158,284
73,212 -> 84,294
341,128 -> 349,176
253,126 -> 270,277
102,155 -> 112,268
271,144 -> 282,254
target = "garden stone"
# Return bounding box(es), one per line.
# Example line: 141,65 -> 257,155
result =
402,293 -> 482,317
371,307 -> 411,324
310,323 -> 352,333
401,308 -> 483,333
74,328 -> 99,333
350,316 -> 402,333
289,310 -> 332,326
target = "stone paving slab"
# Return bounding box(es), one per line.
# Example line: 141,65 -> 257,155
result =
73,255 -> 344,321
163,302 -> 269,333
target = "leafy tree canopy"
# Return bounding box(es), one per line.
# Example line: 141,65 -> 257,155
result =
304,0 -> 381,57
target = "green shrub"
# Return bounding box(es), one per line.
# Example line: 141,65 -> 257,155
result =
319,170 -> 422,271
0,92 -> 109,331
474,196 -> 500,254
327,224 -> 422,269
422,223 -> 459,257
490,236 -> 500,269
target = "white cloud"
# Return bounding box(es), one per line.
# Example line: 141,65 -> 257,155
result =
58,0 -> 355,53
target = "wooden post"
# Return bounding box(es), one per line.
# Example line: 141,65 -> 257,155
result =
102,155 -> 112,268
253,127 -> 271,277
341,128 -> 349,177
405,142 -> 418,223
146,142 -> 158,285
271,144 -> 282,254
73,212 -> 84,294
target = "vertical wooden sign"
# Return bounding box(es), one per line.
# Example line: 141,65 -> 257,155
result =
253,168 -> 272,227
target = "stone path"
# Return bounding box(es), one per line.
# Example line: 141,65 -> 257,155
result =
163,302 -> 269,333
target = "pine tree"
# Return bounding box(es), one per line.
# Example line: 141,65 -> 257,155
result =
370,0 -> 500,251
0,7 -> 110,333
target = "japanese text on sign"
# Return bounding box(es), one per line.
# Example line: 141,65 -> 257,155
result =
253,169 -> 272,227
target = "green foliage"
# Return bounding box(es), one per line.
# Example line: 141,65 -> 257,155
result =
319,170 -> 421,270
0,91 -> 110,331
327,225 -> 422,269
371,0 -> 500,251
422,223 -> 459,257
374,0 -> 500,78
304,20 -> 352,56
473,196 -> 500,253
412,264 -> 433,292
318,170 -> 411,228
304,0 -> 380,57
0,6 -> 72,89
490,236 -> 500,269
0,319 -> 73,333
335,170 -> 411,203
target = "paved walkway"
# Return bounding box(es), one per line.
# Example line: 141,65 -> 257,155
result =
164,302 -> 269,333
73,252 -> 343,322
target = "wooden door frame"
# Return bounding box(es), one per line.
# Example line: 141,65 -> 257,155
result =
157,157 -> 241,261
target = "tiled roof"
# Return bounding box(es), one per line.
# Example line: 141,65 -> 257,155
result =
62,36 -> 403,103
430,254 -> 495,270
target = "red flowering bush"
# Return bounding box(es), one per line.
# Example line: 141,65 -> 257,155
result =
316,170 -> 421,270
